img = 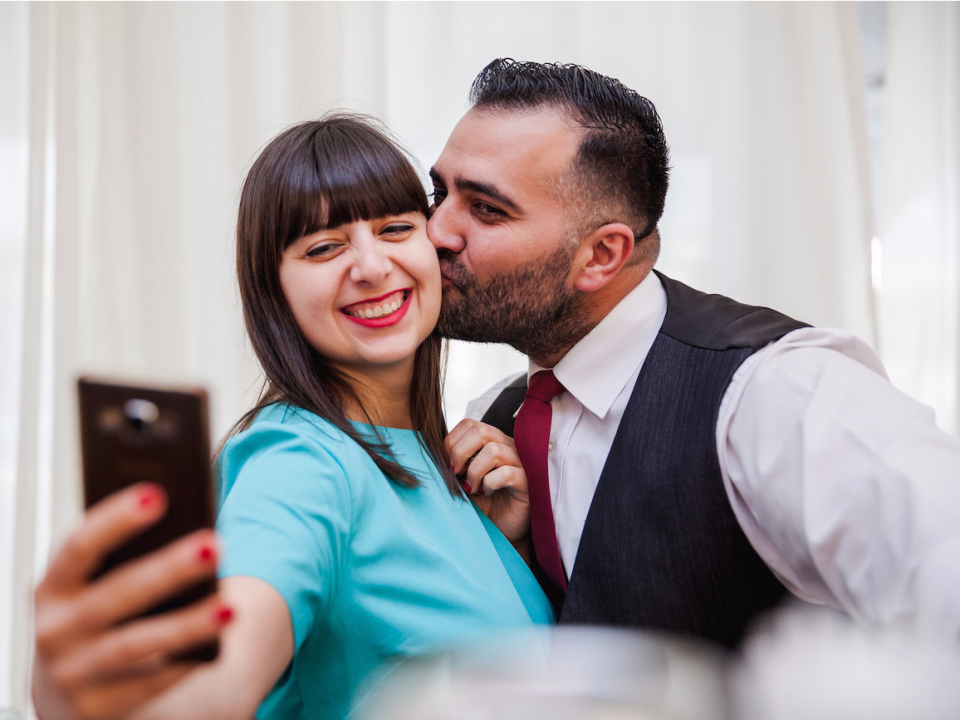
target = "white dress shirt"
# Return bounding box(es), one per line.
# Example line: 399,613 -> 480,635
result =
466,272 -> 960,636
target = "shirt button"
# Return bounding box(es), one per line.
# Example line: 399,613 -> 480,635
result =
548,440 -> 556,455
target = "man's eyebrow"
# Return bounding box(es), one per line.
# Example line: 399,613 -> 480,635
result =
429,166 -> 522,214
455,178 -> 521,214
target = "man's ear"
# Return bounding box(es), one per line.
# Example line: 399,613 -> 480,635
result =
571,223 -> 635,292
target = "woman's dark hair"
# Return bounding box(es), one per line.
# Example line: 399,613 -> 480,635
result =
470,59 -> 670,262
231,113 -> 458,496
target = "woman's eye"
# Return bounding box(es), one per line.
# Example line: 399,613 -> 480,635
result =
381,224 -> 414,238
305,243 -> 340,258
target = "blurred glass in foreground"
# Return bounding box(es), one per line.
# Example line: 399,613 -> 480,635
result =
355,626 -> 730,720
732,603 -> 960,720
356,604 -> 960,720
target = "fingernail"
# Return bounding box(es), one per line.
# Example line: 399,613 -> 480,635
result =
197,544 -> 215,562
138,484 -> 163,508
215,605 -> 234,623
463,482 -> 472,494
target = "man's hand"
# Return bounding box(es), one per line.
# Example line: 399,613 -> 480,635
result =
445,420 -> 530,547
32,483 -> 232,720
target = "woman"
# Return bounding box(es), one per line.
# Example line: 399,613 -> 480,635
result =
32,115 -> 550,720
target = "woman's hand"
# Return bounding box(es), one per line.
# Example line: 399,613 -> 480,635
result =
445,420 -> 530,549
32,483 -> 231,720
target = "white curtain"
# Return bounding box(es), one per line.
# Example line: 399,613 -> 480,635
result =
878,2 -> 960,434
1,2 -> 956,715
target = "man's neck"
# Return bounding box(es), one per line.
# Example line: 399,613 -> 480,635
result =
526,263 -> 651,368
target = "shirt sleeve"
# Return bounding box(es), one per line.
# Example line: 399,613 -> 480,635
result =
717,327 -> 960,637
216,420 -> 354,651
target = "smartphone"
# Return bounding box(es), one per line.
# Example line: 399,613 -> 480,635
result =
78,377 -> 219,661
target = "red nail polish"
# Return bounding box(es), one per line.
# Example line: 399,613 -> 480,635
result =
216,606 -> 234,623
197,544 -> 215,562
138,484 -> 162,508
464,482 -> 472,494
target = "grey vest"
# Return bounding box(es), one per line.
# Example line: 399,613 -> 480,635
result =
482,272 -> 809,647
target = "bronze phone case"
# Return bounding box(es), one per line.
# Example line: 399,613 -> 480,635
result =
78,377 -> 219,662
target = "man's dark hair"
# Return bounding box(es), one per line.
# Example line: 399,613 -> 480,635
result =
470,59 -> 669,261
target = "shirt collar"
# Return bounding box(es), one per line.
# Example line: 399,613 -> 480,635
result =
529,270 -> 667,419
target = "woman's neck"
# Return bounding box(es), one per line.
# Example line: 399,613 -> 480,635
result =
339,361 -> 415,430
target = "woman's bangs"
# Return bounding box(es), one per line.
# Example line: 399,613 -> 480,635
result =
319,158 -> 426,230
276,121 -> 429,248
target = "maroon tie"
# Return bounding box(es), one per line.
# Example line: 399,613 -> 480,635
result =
513,370 -> 567,593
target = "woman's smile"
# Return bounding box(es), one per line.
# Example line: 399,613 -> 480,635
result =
341,288 -> 412,326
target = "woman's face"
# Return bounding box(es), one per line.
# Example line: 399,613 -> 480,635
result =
279,212 -> 441,377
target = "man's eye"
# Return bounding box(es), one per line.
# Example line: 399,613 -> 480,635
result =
431,187 -> 447,205
474,201 -> 505,219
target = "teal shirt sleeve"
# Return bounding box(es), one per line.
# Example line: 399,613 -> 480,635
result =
216,418 -> 354,651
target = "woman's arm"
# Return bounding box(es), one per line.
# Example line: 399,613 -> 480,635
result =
130,577 -> 293,720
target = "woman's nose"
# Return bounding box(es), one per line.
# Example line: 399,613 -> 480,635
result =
350,239 -> 391,285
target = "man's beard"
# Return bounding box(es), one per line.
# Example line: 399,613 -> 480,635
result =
436,244 -> 593,364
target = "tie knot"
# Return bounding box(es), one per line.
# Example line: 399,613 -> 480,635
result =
526,370 -> 565,403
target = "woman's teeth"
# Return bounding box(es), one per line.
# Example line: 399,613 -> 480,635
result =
346,292 -> 405,319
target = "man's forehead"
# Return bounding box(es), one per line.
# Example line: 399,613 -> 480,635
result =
448,106 -> 579,150
433,107 -> 581,191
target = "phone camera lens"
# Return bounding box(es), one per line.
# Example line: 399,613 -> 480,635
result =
123,399 -> 159,436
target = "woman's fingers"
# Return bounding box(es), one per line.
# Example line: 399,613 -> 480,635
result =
49,594 -> 231,688
444,419 -> 480,474
40,529 -> 220,646
464,444 -> 527,498
470,465 -> 529,499
471,484 -> 532,544
444,418 -> 475,451
40,483 -> 168,595
445,420 -> 515,477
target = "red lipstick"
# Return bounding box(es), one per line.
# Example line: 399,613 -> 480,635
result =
341,289 -> 412,328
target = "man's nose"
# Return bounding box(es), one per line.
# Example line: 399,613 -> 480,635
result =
426,201 -> 465,253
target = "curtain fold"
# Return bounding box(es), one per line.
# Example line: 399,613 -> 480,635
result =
879,2 -> 960,434
9,4 -> 53,712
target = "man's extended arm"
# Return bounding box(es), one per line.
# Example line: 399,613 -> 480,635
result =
718,327 -> 960,637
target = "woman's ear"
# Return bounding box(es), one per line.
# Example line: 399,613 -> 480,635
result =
571,223 -> 635,292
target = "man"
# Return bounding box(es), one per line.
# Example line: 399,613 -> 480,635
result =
434,59 -> 960,648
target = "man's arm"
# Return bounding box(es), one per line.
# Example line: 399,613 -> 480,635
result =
718,328 -> 960,637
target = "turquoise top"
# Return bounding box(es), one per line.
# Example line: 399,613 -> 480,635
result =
216,404 -> 553,719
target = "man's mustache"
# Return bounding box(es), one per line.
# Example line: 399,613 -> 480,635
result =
437,251 -> 472,289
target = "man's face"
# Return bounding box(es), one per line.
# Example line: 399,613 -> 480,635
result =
427,108 -> 588,356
